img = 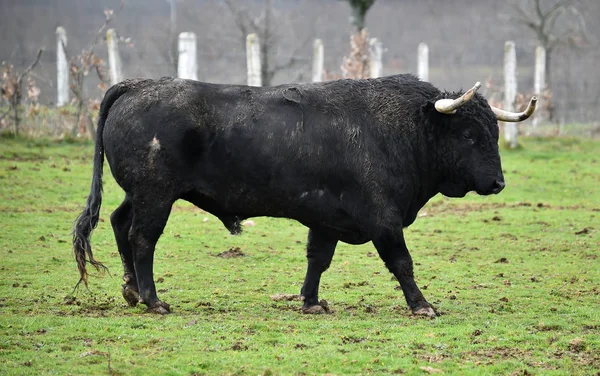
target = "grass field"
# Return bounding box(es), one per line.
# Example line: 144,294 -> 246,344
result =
0,135 -> 598,375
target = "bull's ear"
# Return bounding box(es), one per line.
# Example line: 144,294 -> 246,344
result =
422,101 -> 435,114
422,101 -> 443,118
422,101 -> 450,128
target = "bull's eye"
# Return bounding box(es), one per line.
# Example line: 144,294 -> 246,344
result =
462,131 -> 473,140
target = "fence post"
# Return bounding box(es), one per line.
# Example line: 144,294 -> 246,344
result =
503,41 -> 518,148
312,39 -> 324,83
532,45 -> 546,128
56,26 -> 69,107
369,38 -> 382,78
246,33 -> 262,87
417,43 -> 429,82
177,32 -> 197,80
106,28 -> 123,85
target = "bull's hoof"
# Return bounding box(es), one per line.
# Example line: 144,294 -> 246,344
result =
411,304 -> 437,318
302,299 -> 330,314
122,284 -> 140,307
147,301 -> 171,314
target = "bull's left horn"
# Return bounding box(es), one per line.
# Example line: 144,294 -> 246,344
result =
491,96 -> 538,122
435,82 -> 482,114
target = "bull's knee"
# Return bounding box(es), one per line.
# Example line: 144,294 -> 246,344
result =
386,259 -> 414,279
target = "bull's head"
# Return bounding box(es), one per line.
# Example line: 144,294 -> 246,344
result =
425,82 -> 536,198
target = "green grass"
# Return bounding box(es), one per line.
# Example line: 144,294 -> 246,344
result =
0,136 -> 598,375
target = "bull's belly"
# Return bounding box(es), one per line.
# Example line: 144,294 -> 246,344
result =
181,187 -> 370,245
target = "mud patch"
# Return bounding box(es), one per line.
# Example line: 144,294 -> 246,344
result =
343,281 -> 369,288
214,247 -> 246,258
421,200 -> 595,217
231,341 -> 248,351
462,346 -> 532,363
270,303 -> 301,313
574,227 -> 592,235
270,294 -> 303,302
341,335 -> 365,344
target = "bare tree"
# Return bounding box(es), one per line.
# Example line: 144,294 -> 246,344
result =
66,2 -> 123,141
510,0 -> 589,89
223,0 -> 308,86
152,0 -> 178,76
341,29 -> 371,79
345,0 -> 376,32
0,49 -> 43,134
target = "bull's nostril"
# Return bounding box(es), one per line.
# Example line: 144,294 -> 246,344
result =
493,180 -> 506,194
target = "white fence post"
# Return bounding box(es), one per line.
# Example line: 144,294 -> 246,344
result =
56,26 -> 69,107
417,43 -> 429,82
246,33 -> 262,87
312,39 -> 324,83
532,45 -> 546,128
106,28 -> 123,85
503,41 -> 518,148
177,32 -> 197,80
369,38 -> 382,78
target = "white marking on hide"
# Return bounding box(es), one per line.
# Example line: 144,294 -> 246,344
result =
300,192 -> 308,198
149,136 -> 161,151
148,136 -> 161,164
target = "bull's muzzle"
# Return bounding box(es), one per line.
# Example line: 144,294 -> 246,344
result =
491,180 -> 506,194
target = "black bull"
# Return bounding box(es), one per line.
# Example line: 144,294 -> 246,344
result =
73,74 -> 533,316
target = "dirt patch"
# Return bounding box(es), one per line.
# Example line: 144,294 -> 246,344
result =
343,281 -> 369,288
574,227 -> 592,235
270,294 -> 303,302
341,335 -> 365,344
214,247 -> 246,258
231,341 -> 248,351
270,303 -> 301,313
0,154 -> 48,162
568,338 -> 586,352
421,201 -> 596,217
462,346 -> 532,362
0,205 -> 81,213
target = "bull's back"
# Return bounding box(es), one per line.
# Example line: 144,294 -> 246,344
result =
101,79 -> 360,223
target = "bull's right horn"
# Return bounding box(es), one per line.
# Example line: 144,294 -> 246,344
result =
435,82 -> 482,114
490,97 -> 538,122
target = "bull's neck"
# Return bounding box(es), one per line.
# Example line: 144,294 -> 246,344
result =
394,129 -> 441,227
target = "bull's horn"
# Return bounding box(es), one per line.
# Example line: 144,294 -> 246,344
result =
434,82 -> 482,114
491,96 -> 538,122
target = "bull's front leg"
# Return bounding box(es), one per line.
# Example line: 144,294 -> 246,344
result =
373,231 -> 437,318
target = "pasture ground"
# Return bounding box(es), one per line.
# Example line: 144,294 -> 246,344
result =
0,135 -> 598,375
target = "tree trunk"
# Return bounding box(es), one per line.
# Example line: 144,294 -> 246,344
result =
260,0 -> 272,86
348,0 -> 375,33
350,6 -> 365,32
83,104 -> 96,142
545,47 -> 552,91
167,0 -> 178,76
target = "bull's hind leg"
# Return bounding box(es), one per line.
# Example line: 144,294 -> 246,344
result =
110,195 -> 140,307
128,199 -> 174,314
373,231 -> 437,318
300,229 -> 338,314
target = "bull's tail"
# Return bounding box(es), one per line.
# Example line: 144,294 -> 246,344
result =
72,82 -> 130,288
